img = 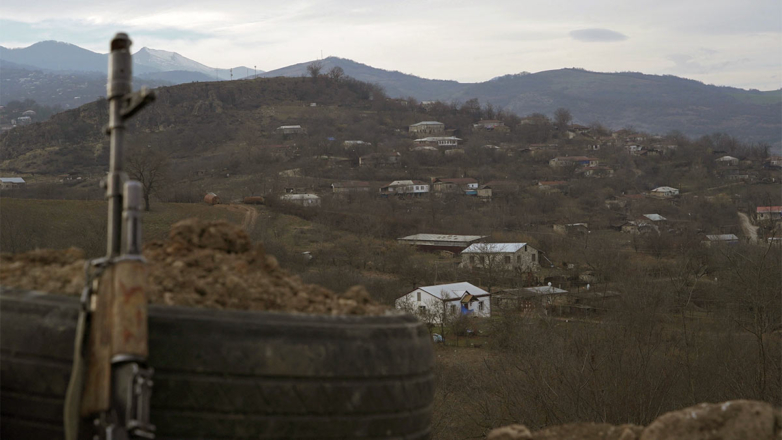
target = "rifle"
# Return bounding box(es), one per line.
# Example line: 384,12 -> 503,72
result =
64,32 -> 156,440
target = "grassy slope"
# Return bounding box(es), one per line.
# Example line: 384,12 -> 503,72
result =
0,199 -> 245,257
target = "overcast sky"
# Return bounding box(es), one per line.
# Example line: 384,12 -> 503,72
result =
1,0 -> 780,90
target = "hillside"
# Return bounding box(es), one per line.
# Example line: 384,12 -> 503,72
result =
0,41 -> 257,86
262,56 -> 465,100
0,76 -> 389,175
0,65 -> 170,108
452,69 -> 782,145
265,59 -> 781,145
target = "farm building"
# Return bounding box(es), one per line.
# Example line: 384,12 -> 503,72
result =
460,243 -> 540,272
650,186 -> 679,198
0,177 -> 26,189
280,194 -> 321,207
397,234 -> 486,253
396,282 -> 491,323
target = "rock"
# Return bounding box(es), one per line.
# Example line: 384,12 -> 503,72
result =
487,424 -> 532,440
530,423 -> 642,440
641,400 -> 777,440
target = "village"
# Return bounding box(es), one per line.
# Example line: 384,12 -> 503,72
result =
5,96 -> 780,342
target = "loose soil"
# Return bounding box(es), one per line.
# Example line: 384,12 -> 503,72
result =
0,218 -> 387,316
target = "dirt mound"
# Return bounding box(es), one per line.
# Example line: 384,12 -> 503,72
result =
1,218 -> 387,316
487,400 -> 781,440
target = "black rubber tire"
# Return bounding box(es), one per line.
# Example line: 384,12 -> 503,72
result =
0,289 -> 434,439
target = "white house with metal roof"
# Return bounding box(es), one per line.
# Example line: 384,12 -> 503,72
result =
396,282 -> 491,322
0,177 -> 26,189
397,234 -> 486,252
650,186 -> 679,198
460,243 -> 540,271
280,193 -> 320,207
413,136 -> 461,147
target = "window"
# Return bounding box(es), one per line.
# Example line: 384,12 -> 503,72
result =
419,306 -> 426,313
478,301 -> 484,311
417,291 -> 421,301
470,256 -> 475,264
504,256 -> 511,264
517,255 -> 521,264
449,304 -> 456,314
480,256 -> 486,265
532,254 -> 537,262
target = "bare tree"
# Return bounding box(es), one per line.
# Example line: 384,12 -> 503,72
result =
126,145 -> 170,211
554,107 -> 572,131
327,66 -> 345,81
307,61 -> 324,79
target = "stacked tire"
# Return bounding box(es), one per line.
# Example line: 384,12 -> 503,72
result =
1,290 -> 434,439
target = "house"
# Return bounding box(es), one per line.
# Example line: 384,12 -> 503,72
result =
650,186 -> 679,198
276,125 -> 306,135
413,136 -> 461,147
203,192 -> 221,205
756,206 -> 782,222
620,221 -> 656,234
703,234 -> 739,246
409,121 -> 445,135
379,180 -> 430,196
280,194 -> 321,207
716,156 -> 740,166
549,156 -> 599,167
432,177 -> 479,194
343,140 -> 370,147
460,243 -> 540,272
763,156 -> 782,169
397,234 -> 486,253
359,152 -> 401,167
626,145 -> 643,154
16,116 -> 32,126
396,282 -> 491,323
569,124 -> 591,134
473,120 -> 509,132
604,195 -> 628,209
577,166 -> 614,178
553,223 -> 589,235
0,177 -> 26,189
332,181 -> 370,194
492,285 -> 569,316
477,180 -> 519,199
642,214 -> 667,222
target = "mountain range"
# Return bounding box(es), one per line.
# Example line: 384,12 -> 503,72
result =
1,41 -> 780,145
0,41 -> 257,83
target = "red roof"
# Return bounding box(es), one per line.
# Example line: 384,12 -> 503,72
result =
757,206 -> 782,213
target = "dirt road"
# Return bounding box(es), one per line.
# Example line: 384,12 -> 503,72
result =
737,211 -> 758,243
217,204 -> 259,231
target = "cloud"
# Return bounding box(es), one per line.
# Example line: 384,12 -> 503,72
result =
569,28 -> 628,42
